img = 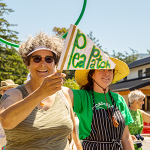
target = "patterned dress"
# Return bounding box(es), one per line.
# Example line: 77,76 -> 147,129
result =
128,109 -> 143,150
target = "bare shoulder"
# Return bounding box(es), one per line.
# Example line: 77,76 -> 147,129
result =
0,88 -> 23,110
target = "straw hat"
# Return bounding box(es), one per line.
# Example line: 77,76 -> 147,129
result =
75,57 -> 130,86
0,79 -> 18,90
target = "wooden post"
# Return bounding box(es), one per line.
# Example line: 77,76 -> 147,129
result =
57,25 -> 77,73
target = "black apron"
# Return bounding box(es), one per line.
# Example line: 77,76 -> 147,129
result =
82,92 -> 125,150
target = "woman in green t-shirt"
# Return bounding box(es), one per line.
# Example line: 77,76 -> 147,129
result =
66,56 -> 135,150
128,90 -> 150,150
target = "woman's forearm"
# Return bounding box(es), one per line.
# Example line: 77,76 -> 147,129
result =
122,137 -> 134,150
72,132 -> 83,150
121,126 -> 134,150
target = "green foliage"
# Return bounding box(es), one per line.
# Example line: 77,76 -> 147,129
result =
52,27 -> 69,37
0,1 -> 28,84
0,45 -> 29,84
147,49 -> 150,55
111,48 -> 139,64
63,78 -> 80,89
62,70 -> 75,80
0,1 -> 19,44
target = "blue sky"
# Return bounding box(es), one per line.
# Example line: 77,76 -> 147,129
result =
2,0 -> 150,55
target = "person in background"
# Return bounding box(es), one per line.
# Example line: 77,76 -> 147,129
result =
128,89 -> 150,150
0,79 -> 18,139
0,79 -> 18,96
65,56 -> 135,150
0,32 -> 82,150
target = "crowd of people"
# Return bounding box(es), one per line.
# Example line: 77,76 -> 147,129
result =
0,31 -> 149,150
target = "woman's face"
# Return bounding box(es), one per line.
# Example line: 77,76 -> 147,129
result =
135,97 -> 144,109
92,69 -> 114,89
27,50 -> 56,84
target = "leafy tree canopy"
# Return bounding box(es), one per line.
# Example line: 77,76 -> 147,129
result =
52,27 -> 69,37
111,47 -> 139,64
0,1 -> 28,85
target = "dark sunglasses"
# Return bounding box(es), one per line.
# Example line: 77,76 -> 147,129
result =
32,55 -> 54,63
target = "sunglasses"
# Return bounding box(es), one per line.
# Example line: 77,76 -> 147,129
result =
32,55 -> 54,63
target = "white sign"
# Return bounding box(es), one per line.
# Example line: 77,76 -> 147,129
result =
57,24 -> 115,72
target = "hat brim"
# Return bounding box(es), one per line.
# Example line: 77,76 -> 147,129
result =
75,57 -> 129,86
110,57 -> 129,84
27,48 -> 57,56
0,84 -> 18,90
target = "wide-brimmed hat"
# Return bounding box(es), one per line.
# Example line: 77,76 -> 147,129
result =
75,57 -> 130,86
0,79 -> 18,90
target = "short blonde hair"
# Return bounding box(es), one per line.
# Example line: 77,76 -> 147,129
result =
19,32 -> 64,66
128,90 -> 146,104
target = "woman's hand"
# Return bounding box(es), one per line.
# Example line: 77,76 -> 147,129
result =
131,135 -> 137,141
37,72 -> 66,98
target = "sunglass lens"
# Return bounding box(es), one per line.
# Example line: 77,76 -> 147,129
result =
45,56 -> 53,63
33,56 -> 42,63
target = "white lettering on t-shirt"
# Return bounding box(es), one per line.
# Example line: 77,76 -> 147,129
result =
92,102 -> 114,110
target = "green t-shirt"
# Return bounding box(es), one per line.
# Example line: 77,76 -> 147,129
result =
72,89 -> 134,140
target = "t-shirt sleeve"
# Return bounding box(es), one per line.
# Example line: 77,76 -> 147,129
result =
114,93 -> 134,126
72,89 -> 85,114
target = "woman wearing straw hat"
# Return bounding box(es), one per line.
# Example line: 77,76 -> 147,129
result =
0,32 -> 82,150
0,79 -> 18,96
66,57 -> 135,150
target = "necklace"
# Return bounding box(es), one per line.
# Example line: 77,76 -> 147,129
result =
29,81 -> 45,106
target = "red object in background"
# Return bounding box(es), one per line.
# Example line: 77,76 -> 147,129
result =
142,122 -> 150,134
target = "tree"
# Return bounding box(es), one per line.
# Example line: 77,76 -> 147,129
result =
52,27 -> 69,37
111,48 -> 139,64
147,49 -> 150,55
0,1 -> 28,84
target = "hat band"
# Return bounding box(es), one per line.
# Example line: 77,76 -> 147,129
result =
27,46 -> 57,56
